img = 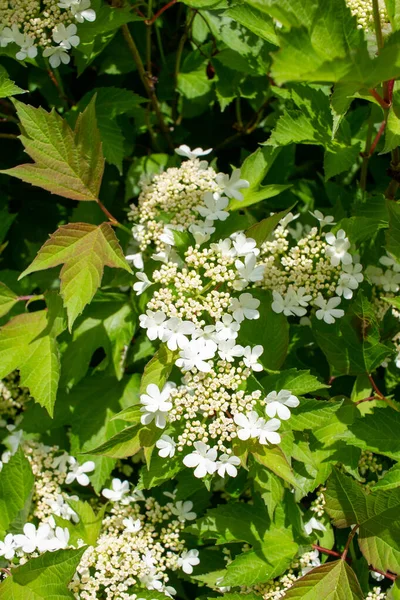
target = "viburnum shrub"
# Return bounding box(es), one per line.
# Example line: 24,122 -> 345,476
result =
1,0 -> 400,599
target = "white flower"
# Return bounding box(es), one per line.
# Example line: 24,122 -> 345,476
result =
235,254 -> 265,284
125,252 -> 144,270
216,169 -> 249,201
47,494 -> 78,522
70,0 -> 96,22
216,454 -> 241,478
189,221 -> 215,245
101,478 -> 130,502
0,534 -> 16,559
142,550 -> 156,568
0,27 -> 14,47
310,210 -> 336,228
197,192 -> 229,221
52,23 -> 80,49
271,290 -> 307,317
229,293 -> 260,323
265,389 -> 299,420
12,26 -> 38,60
140,568 -> 163,591
379,252 -> 400,272
159,224 -> 183,246
162,317 -> 196,351
280,212 -> 299,228
65,458 -> 95,486
51,527 -> 70,550
123,517 -> 142,533
304,517 -> 327,536
156,434 -> 176,458
336,263 -> 363,299
325,229 -> 352,267
183,441 -> 218,478
314,295 -> 344,324
4,426 -> 23,454
139,310 -> 167,340
217,339 -> 245,362
380,269 -> 400,292
52,453 -> 71,473
242,345 -> 263,372
175,145 -> 212,160
214,314 -> 240,342
176,339 -> 217,372
210,238 -> 236,258
140,383 -> 173,429
133,272 -> 152,295
43,46 -> 71,68
296,287 -> 313,307
14,523 -> 53,553
178,549 -> 200,574
301,549 -> 321,575
233,411 -> 264,441
258,418 -> 281,445
231,232 -> 260,257
171,500 -> 196,522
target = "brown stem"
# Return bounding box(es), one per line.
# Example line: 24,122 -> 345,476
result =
360,115 -> 374,191
96,199 -> 118,224
121,24 -> 173,150
145,0 -> 176,25
0,133 -> 17,139
368,120 -> 386,155
355,395 -> 379,405
0,568 -> 11,576
367,374 -> 385,399
312,544 -> 342,559
341,525 -> 359,561
368,88 -> 390,109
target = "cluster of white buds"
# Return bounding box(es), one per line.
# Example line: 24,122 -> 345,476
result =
0,373 -> 29,421
365,587 -> 387,600
127,144 -> 249,258
129,146 -> 306,479
0,0 -> 95,67
310,487 -> 326,518
346,0 -> 388,31
358,450 -> 383,479
258,211 -> 362,324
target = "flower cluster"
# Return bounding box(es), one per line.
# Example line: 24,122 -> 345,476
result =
346,0 -> 387,31
0,373 -> 29,421
358,450 -> 383,479
0,0 -> 95,67
127,144 -> 249,257
128,147 -> 307,479
258,212 -> 362,324
70,485 -> 200,599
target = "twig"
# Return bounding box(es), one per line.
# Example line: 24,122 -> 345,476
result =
360,114 -> 373,191
368,88 -> 390,109
18,295 -> 44,302
145,0 -> 176,25
121,24 -> 173,150
341,525 -> 359,561
370,567 -> 397,582
312,544 -> 342,559
146,0 -> 153,76
355,395 -> 379,405
368,120 -> 386,155
0,133 -> 17,139
96,200 -> 132,234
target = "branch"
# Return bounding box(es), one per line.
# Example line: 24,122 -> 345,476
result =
121,24 -> 173,150
145,0 -> 177,25
312,544 -> 342,559
368,88 -> 390,109
341,525 -> 359,561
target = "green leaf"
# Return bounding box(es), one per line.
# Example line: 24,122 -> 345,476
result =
261,368 -> 329,396
312,294 -> 393,376
221,531 -> 298,586
288,399 -> 344,432
0,66 -> 26,98
283,560 -> 363,599
63,500 -> 106,546
0,281 -> 18,318
371,463 -> 400,491
386,199 -> 400,262
347,408 -> 400,460
20,223 -> 132,329
325,469 -> 400,573
225,4 -> 278,45
140,344 -> 178,394
1,97 -> 104,202
87,423 -> 159,459
238,289 -> 289,370
139,453 -> 183,489
382,88 -> 400,154
0,547 -> 86,599
246,205 -> 295,247
0,311 -> 60,415
324,143 -> 361,180
254,445 -> 299,487
0,447 -> 34,537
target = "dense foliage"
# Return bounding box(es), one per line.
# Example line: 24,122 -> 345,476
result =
1,0 -> 400,598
